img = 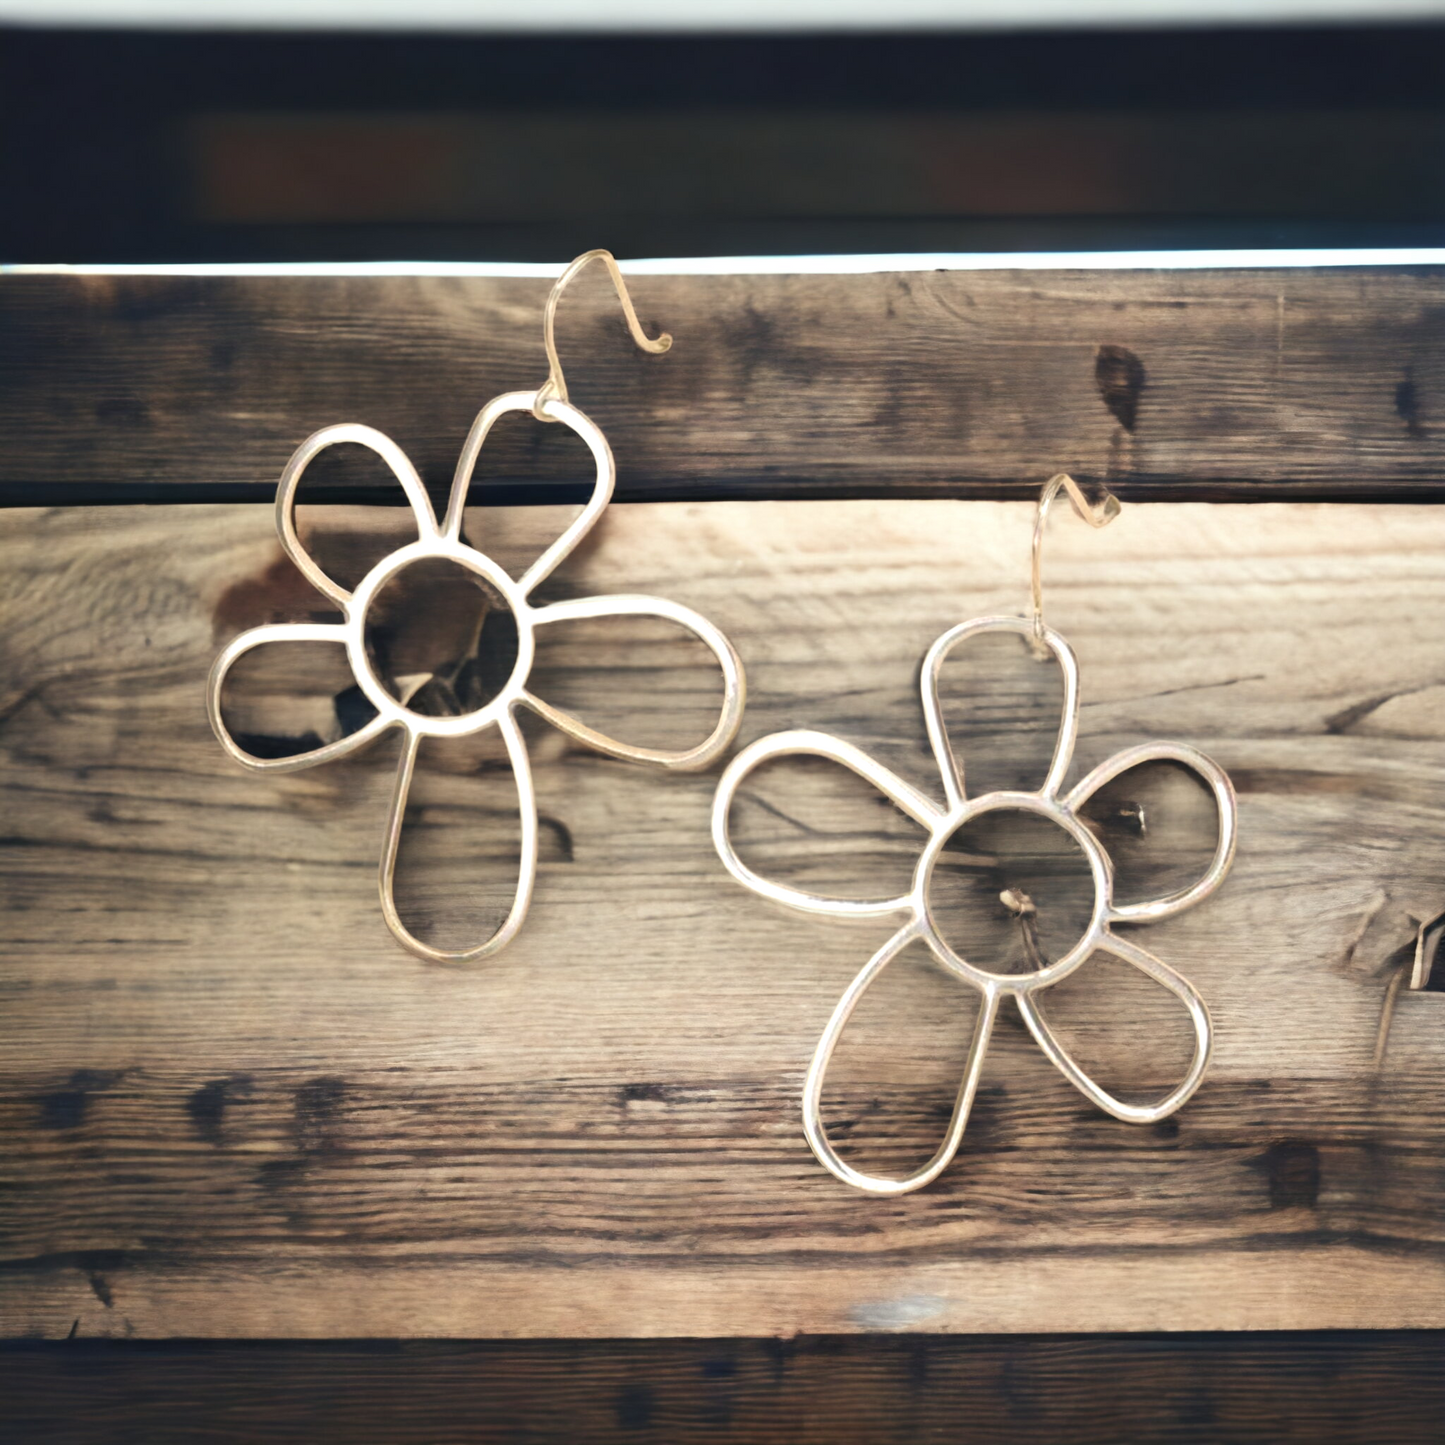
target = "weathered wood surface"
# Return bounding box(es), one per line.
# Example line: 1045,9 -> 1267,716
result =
1,268 -> 1443,506
4,1332 -> 1443,1444
1,497 -> 1444,1339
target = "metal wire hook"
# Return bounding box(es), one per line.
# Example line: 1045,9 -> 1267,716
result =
532,250 -> 672,421
1029,472 -> 1121,658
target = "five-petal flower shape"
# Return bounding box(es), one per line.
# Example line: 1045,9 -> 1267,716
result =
713,614 -> 1236,1195
210,390 -> 744,962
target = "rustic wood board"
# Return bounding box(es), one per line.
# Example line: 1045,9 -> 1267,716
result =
4,1332 -> 1443,1445
1,497 -> 1444,1339
1,268 -> 1442,506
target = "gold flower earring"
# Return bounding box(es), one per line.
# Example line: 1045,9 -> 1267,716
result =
712,476 -> 1236,1194
210,251 -> 745,962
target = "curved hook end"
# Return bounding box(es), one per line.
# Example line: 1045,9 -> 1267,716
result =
1041,472 -> 1120,534
535,249 -> 672,420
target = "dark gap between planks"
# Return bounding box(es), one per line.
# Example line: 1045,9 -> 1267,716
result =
2,1331 -> 1443,1445
12,479 -> 1445,509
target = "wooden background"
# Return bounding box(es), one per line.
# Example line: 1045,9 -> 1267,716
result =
2,267 -> 1444,1438
1,266 -> 1442,506
4,1334 -> 1444,1444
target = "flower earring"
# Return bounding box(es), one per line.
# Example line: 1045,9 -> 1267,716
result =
210,250 -> 745,962
712,476 -> 1237,1194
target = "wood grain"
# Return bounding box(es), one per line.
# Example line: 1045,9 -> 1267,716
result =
1,267 -> 1442,506
1,497 -> 1444,1339
4,1333 -> 1443,1444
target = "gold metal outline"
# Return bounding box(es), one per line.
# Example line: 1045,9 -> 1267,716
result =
712,484 -> 1237,1194
210,254 -> 745,963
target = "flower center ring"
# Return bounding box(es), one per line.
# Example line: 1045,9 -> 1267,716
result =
347,539 -> 535,738
916,792 -> 1111,992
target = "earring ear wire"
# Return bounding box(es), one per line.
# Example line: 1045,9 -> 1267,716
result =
1029,472 -> 1120,658
533,249 -> 673,422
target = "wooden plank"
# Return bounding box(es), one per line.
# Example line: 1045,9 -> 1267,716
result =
1,497 -> 1444,1339
1,268 -> 1442,506
4,1333 -> 1444,1444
